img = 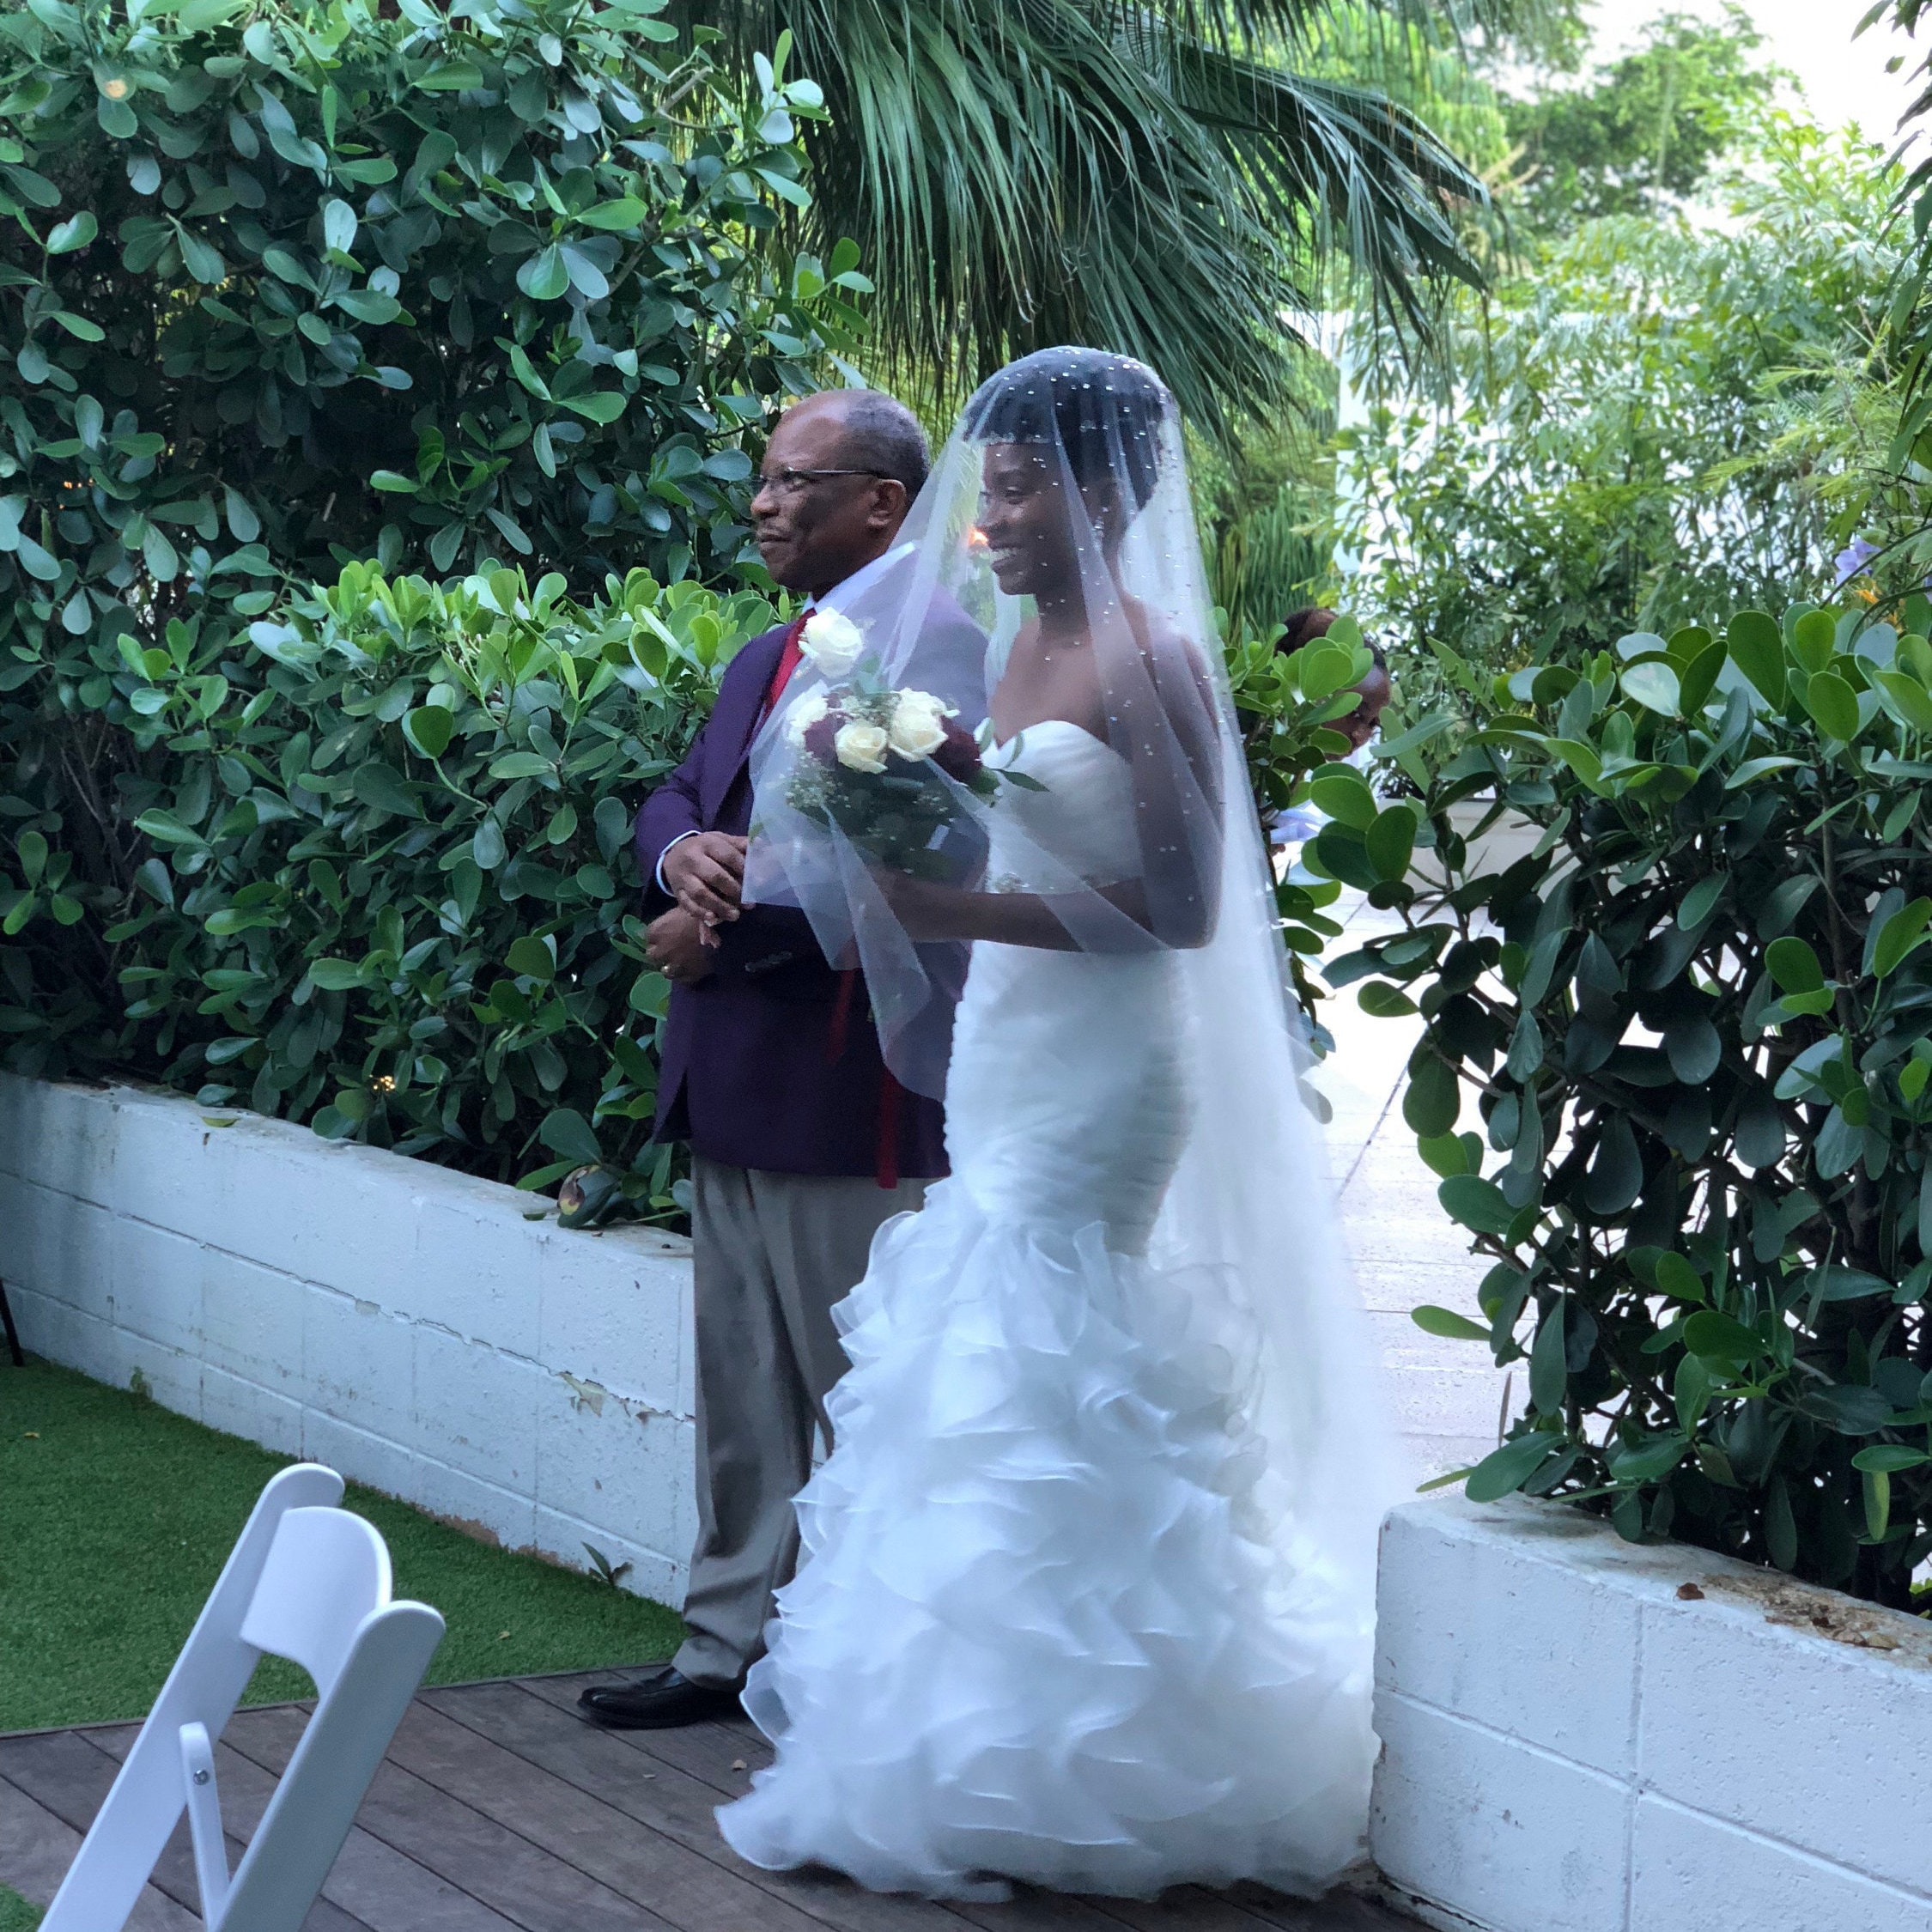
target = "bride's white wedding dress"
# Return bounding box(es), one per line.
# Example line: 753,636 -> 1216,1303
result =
718,723 -> 1377,1901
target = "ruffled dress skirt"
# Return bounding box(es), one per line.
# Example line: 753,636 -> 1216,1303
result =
715,944 -> 1376,1900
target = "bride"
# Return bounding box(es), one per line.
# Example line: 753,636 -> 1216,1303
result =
726,348 -> 1401,1902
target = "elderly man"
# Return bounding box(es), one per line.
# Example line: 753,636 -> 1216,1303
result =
580,390 -> 984,1730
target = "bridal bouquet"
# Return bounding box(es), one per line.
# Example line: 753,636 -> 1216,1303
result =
781,612 -> 1031,881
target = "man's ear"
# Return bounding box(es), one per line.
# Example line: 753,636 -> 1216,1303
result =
866,478 -> 909,533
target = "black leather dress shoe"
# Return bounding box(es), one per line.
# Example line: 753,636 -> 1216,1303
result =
577,1665 -> 744,1729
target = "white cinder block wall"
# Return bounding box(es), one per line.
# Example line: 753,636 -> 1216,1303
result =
0,1073 -> 696,1604
1372,1494 -> 1932,1932
0,1057 -> 1510,1607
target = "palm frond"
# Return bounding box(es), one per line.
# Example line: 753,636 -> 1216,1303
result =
699,0 -> 1494,434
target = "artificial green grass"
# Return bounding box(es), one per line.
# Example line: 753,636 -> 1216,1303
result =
0,1357 -> 683,1732
0,1885 -> 43,1931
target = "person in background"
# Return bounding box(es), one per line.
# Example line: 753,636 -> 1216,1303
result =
1276,605 -> 1392,756
1264,606 -> 1393,853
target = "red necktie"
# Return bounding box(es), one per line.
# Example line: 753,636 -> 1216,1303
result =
762,610 -> 810,717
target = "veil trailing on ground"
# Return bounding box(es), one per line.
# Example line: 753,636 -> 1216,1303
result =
744,349 -> 1403,1740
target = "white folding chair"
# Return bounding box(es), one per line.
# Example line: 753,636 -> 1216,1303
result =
43,1463 -> 444,1932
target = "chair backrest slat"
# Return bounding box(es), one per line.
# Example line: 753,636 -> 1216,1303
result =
41,1466 -> 442,1932
40,1463 -> 343,1932
238,1507 -> 392,1700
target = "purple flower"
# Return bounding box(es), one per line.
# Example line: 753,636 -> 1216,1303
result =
1834,537 -> 1880,588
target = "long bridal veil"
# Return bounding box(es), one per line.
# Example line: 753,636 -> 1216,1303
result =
741,348 -> 1406,1885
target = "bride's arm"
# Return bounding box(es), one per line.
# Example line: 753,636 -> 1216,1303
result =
1115,628 -> 1224,948
883,629 -> 1226,952
878,874 -> 1160,951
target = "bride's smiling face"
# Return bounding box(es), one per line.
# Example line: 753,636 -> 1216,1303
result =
977,444 -> 1116,599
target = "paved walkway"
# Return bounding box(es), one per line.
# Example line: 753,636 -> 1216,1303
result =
1315,892 -> 1510,1479
0,1673 -> 1423,1931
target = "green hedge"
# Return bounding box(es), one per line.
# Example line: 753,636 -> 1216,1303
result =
0,0 -> 866,1220
6,562 -> 773,1221
1,562 -> 1354,1222
0,0 -> 1354,1223
0,0 -> 857,598
1319,596 -> 1932,1605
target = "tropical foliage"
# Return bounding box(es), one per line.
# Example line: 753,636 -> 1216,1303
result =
0,0 -> 858,1218
1815,2 -> 1932,603
0,0 -> 860,601
1500,4 -> 1777,230
686,0 -> 1528,438
1335,122 -> 1900,736
5,562 -> 771,1223
1316,598 -> 1932,1607
0,551 -> 1355,1218
1227,614 -> 1381,1044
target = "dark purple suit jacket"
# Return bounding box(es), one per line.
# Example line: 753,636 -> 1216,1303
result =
635,601 -> 987,1178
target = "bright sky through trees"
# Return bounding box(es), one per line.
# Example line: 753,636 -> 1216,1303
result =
1590,0 -> 1918,138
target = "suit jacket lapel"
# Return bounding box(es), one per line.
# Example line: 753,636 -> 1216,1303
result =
700,625 -> 787,823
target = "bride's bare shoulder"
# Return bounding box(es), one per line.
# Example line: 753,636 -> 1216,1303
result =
1120,596 -> 1207,665
1118,597 -> 1217,702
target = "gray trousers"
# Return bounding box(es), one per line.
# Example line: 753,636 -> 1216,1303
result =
674,1156 -> 926,1688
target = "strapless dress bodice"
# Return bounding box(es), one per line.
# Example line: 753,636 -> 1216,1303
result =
981,719 -> 1143,890
946,719 -> 1186,1257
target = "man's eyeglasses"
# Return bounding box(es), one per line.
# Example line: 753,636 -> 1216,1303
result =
753,465 -> 893,499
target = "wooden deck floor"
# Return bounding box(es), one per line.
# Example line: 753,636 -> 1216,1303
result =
0,1669 -> 1423,1932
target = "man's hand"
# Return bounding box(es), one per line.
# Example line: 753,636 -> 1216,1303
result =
645,907 -> 715,986
663,831 -> 747,928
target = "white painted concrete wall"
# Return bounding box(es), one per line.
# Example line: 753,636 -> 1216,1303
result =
1372,1493 -> 1932,1932
0,987 -> 1510,1612
0,1072 -> 696,1605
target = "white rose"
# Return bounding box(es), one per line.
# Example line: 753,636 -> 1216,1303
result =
834,719 -> 890,774
887,688 -> 954,760
782,691 -> 830,747
799,608 -> 866,679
